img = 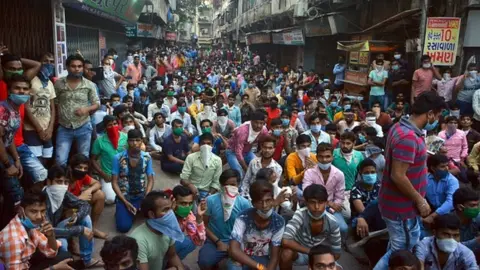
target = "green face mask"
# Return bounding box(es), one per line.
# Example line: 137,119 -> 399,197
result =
463,207 -> 480,219
175,204 -> 193,218
202,127 -> 211,134
173,127 -> 183,136
4,69 -> 24,78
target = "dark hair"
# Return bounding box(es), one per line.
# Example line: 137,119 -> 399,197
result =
217,109 -> 228,116
121,114 -> 135,123
460,114 -> 473,121
123,95 -> 133,102
113,104 -> 128,116
199,132 -> 214,144
69,153 -> 89,168
220,169 -> 240,185
308,245 -> 335,267
358,158 -> 377,173
444,116 -> 458,123
172,185 -> 193,199
420,54 -> 431,62
270,96 -> 279,103
127,129 -> 142,139
281,110 -> 291,118
0,53 -> 21,65
200,119 -> 212,127
249,180 -> 274,203
256,168 -> 274,182
388,250 -> 420,269
303,184 -> 328,202
375,59 -> 384,65
66,54 -> 85,66
103,115 -> 117,126
47,165 -> 67,181
100,235 -> 138,266
6,74 -> 31,90
427,154 -> 449,173
411,92 -> 446,115
453,187 -> 479,207
110,93 -> 120,100
21,190 -> 47,207
141,190 -> 171,218
251,111 -> 266,121
340,131 -> 356,142
271,118 -> 282,127
325,123 -> 337,133
308,113 -> 320,124
171,118 -> 183,127
259,135 -> 277,147
434,213 -> 460,230
296,134 -> 312,145
316,142 -> 333,154
365,127 -> 378,137
153,112 -> 165,120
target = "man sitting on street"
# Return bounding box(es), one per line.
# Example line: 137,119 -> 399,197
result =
161,119 -> 190,174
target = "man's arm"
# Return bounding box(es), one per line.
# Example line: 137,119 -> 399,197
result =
391,159 -> 426,208
21,58 -> 42,81
166,244 -> 184,270
145,157 -> 155,194
229,240 -> 260,268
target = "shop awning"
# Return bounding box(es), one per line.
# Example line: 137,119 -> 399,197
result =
359,8 -> 421,33
336,40 -> 399,52
64,0 -> 146,24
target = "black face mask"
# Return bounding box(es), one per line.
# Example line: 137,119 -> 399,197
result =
72,169 -> 88,180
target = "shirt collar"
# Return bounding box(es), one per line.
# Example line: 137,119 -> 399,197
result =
399,116 -> 423,137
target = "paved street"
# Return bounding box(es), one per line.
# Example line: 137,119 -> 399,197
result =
90,160 -> 368,270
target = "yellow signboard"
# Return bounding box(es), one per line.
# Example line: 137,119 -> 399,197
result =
423,17 -> 461,66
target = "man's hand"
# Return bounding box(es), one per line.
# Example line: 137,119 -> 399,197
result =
422,214 -> 436,226
103,174 -> 112,183
415,198 -> 431,217
329,202 -> 342,212
83,227 -> 94,241
5,164 -> 19,177
52,258 -> 74,270
74,107 -> 89,117
125,201 -> 137,215
188,184 -> 198,197
67,213 -> 78,227
79,190 -> 92,202
14,160 -> 23,179
274,189 -> 288,207
305,158 -> 316,169
43,127 -> 54,141
14,205 -> 25,218
197,199 -> 207,217
216,241 -> 229,252
356,217 -> 369,238
38,129 -> 47,141
39,221 -> 55,238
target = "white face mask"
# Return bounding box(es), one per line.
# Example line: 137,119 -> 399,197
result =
469,70 -> 478,79
422,63 -> 431,69
200,144 -> 213,167
205,105 -> 212,114
123,125 -> 135,132
443,73 -> 451,81
195,99 -> 201,107
218,116 -> 228,125
221,185 -> 239,221
394,54 -> 401,60
109,59 -> 115,65
45,185 -> 68,213
297,147 -> 311,158
127,55 -> 134,62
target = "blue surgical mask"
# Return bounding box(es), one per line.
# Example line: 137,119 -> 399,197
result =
21,217 -> 39,230
112,101 -> 121,108
436,238 -> 458,253
9,94 -> 30,105
308,209 -> 326,220
281,119 -> 290,127
392,65 -> 400,71
273,129 -> 282,136
434,169 -> 448,179
146,210 -> 185,242
424,119 -> 439,131
311,124 -> 322,133
318,162 -> 331,171
248,83 -> 254,88
178,106 -> 187,113
359,134 -> 367,143
344,104 -> 351,110
256,208 -> 273,219
330,102 -> 337,107
362,173 -> 377,185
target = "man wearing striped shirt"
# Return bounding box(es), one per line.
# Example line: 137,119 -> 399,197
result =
375,92 -> 446,270
279,184 -> 341,270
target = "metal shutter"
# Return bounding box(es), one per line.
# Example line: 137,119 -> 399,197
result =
66,25 -> 100,65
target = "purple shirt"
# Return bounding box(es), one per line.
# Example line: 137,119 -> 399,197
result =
227,124 -> 268,162
379,116 -> 428,220
303,165 -> 345,205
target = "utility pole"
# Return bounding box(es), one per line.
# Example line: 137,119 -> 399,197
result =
416,0 -> 429,69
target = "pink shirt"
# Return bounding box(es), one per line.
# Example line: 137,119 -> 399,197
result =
126,63 -> 142,84
438,129 -> 468,162
227,124 -> 268,162
412,68 -> 434,97
303,165 -> 345,205
177,212 -> 206,246
433,76 -> 461,102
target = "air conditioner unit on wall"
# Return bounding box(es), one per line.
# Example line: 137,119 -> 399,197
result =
294,0 -> 307,17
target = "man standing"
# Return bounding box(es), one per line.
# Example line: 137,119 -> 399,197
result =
54,54 -> 99,167
374,92 -> 446,269
126,55 -> 142,84
411,55 -> 442,104
333,56 -> 346,91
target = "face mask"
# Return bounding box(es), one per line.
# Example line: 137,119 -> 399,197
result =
318,162 -> 331,171
359,134 -> 367,143
425,119 -> 439,131
40,63 -> 54,78
376,66 -> 384,72
45,184 -> 68,213
436,238 -> 458,253
362,173 -> 377,185
248,83 -> 254,88
127,56 -> 134,62
344,104 -> 351,110
394,54 -> 401,60
106,125 -> 120,149
273,129 -> 282,136
178,106 -> 187,114
4,69 -> 24,78
204,106 -> 212,114
297,147 -> 311,158
308,209 -> 326,220
270,103 -> 278,109
281,119 -> 290,127
123,125 -> 135,133
201,127 -> 211,134
67,71 -> 83,79
311,124 -> 322,133
72,169 -> 88,180
463,207 -> 480,219
392,65 -> 400,71
138,84 -> 146,89
222,185 -> 239,221
113,54 -> 119,60
175,204 -> 193,218
443,73 -> 451,81
330,102 -> 337,108
21,217 -> 39,230
173,127 -> 183,136
434,169 -> 448,179
112,101 -> 121,108
422,63 -> 431,69
256,208 -> 273,219
146,210 -> 185,242
470,70 -> 478,79
195,99 -> 201,107
9,94 -> 30,105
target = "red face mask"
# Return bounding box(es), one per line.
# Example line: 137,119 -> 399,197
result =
106,125 -> 120,149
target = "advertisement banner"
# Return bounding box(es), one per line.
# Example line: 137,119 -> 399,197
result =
82,0 -> 146,23
125,25 -> 137,37
247,33 -> 271,45
423,17 -> 461,66
137,23 -> 156,38
165,32 -> 177,41
272,29 -> 304,45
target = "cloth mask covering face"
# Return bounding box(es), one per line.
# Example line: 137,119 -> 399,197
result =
281,119 -> 290,127
273,129 -> 282,136
106,125 -> 120,149
256,209 -> 273,219
463,207 -> 480,219
435,238 -> 458,253
200,144 -> 213,167
318,162 -> 331,171
217,116 -> 228,126
4,69 -> 24,78
21,217 -> 39,230
311,124 -> 322,133
330,101 -> 337,108
344,104 -> 351,110
173,127 -> 183,136
38,63 -> 54,87
123,125 -> 135,133
178,106 -> 187,114
434,169 -> 449,179
175,204 -> 193,218
72,169 -> 88,180
67,71 -> 83,79
9,94 -> 30,106
297,148 -> 311,159
359,134 -> 367,143
362,173 -> 377,185
45,185 -> 68,213
443,73 -> 451,81
146,210 -> 185,242
392,65 -> 400,71
221,185 -> 239,221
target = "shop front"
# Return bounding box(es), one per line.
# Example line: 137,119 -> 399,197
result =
271,28 -> 305,68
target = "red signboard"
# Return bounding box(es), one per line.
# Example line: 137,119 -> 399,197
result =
165,32 -> 177,41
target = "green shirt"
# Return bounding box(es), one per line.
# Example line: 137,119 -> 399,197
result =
91,133 -> 128,176
130,223 -> 174,269
179,152 -> 222,191
332,149 -> 364,190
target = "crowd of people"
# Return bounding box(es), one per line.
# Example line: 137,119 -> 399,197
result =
0,43 -> 480,270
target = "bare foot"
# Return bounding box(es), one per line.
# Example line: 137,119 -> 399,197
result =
94,228 -> 109,239
84,258 -> 103,268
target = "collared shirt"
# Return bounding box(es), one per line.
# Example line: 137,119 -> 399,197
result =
333,63 -> 346,85
226,105 -> 242,127
54,77 -> 99,129
468,141 -> 480,172
303,165 -> 345,205
433,76 -> 461,102
126,63 -> 142,84
465,128 -> 480,154
379,116 -> 428,220
180,151 -> 223,191
302,130 -> 331,154
177,212 -> 206,246
241,157 -> 283,199
0,216 -> 60,270
91,132 -> 128,176
147,103 -> 170,122
285,152 -> 318,185
188,103 -> 203,119
438,129 -> 468,161
426,173 -> 459,215
332,149 -> 364,190
170,111 -> 194,134
111,150 -> 154,197
283,208 -> 342,253
148,124 -> 172,151
227,124 -> 269,162
460,213 -> 480,251
414,236 -> 478,270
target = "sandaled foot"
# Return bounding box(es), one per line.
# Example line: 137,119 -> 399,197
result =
93,228 -> 109,239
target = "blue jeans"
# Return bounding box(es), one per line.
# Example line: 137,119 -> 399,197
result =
332,211 -> 349,241
369,95 -> 385,109
225,149 -> 256,182
456,100 -> 474,115
57,215 -> 93,264
115,196 -> 143,233
227,256 -> 269,270
373,216 -> 421,270
17,144 -> 47,183
0,155 -> 23,228
198,239 -> 229,268
55,121 -> 93,167
175,237 -> 196,260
